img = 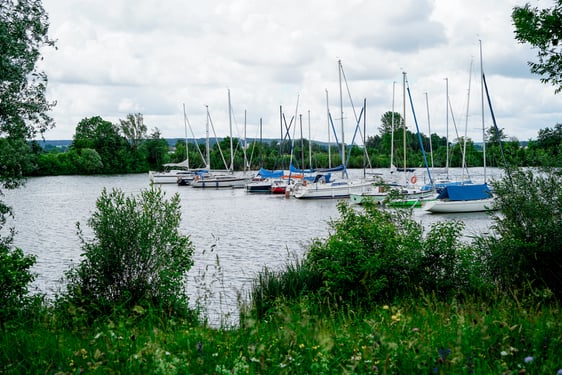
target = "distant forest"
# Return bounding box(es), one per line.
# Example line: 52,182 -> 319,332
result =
19,114 -> 561,176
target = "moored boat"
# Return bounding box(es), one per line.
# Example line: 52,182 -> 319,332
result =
423,183 -> 495,213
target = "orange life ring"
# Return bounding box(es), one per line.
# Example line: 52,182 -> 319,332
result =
410,175 -> 417,184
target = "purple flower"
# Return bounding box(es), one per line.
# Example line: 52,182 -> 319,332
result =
524,356 -> 533,363
557,369 -> 562,375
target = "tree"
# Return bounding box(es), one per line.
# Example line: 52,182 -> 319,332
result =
119,113 -> 147,150
512,2 -> 562,93
141,127 -> 171,170
378,111 -> 404,135
62,187 -> 195,316
487,125 -> 507,144
482,168 -> 562,297
76,148 -> 103,174
0,0 -> 54,320
0,0 -> 56,140
72,116 -> 129,173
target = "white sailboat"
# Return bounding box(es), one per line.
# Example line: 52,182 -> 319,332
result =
191,91 -> 251,189
351,73 -> 433,206
424,41 -> 496,213
150,104 -> 195,184
293,60 -> 375,199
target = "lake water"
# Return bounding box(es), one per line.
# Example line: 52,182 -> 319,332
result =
2,169 -> 499,326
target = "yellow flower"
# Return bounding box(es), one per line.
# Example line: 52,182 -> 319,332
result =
383,305 -> 390,310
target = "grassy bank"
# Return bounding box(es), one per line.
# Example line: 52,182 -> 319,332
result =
1,291 -> 560,374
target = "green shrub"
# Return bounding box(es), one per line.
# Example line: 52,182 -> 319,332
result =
484,167 -> 562,296
248,200 -> 487,316
304,201 -> 423,306
418,220 -> 486,297
60,187 -> 195,317
0,201 -> 38,324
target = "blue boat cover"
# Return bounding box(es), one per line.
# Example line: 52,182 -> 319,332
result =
437,183 -> 492,201
257,168 -> 284,178
289,164 -> 316,174
289,163 -> 345,174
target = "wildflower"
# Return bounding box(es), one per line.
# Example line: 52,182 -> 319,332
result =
383,305 -> 389,310
299,343 -> 305,349
438,348 -> 451,363
523,356 -> 533,363
501,351 -> 508,356
411,327 -> 419,333
557,369 -> 562,375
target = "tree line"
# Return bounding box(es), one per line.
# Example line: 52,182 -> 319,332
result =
14,111 -> 562,176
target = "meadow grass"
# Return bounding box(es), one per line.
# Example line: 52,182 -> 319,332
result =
1,289 -> 560,374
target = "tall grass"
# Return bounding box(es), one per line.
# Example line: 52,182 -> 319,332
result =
1,289 -> 560,374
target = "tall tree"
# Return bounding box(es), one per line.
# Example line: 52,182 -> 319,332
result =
119,112 -> 147,150
378,111 -> 404,135
0,0 -> 56,141
513,2 -> 562,93
0,0 -> 54,320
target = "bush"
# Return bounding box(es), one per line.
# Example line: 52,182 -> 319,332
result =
0,201 -> 37,324
247,200 -> 487,316
303,201 -> 484,307
484,167 -> 562,296
61,187 -> 195,317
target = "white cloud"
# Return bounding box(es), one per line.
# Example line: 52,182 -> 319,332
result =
37,0 -> 560,143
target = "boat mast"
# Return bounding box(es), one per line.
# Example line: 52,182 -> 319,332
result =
308,110 -> 312,169
325,89 -> 331,168
300,114 -> 304,170
402,71 -> 407,185
244,109 -> 247,173
445,77 -> 449,177
228,89 -> 234,172
279,105 -> 283,170
259,118 -> 263,168
462,59 -> 473,183
363,98 -> 367,178
205,105 -> 211,170
183,103 -> 190,170
425,92 -> 434,169
479,39 -> 487,183
339,59 -> 345,178
390,81 -> 396,171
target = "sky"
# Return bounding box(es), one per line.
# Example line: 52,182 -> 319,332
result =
37,0 -> 561,143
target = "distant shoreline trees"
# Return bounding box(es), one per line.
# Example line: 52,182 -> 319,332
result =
22,112 -> 562,176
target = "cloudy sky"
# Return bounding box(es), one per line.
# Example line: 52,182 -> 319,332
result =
37,0 -> 560,144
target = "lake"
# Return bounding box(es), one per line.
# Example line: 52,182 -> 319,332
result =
2,169 -> 499,325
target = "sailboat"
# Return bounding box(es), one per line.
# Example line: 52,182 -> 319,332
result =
424,41 -> 495,213
191,90 -> 251,189
293,60 -> 375,199
350,73 -> 434,206
150,104 -> 198,184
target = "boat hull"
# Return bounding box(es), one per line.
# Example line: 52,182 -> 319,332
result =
245,180 -> 272,193
293,180 -> 374,199
423,198 -> 494,213
149,171 -> 193,184
191,175 -> 249,189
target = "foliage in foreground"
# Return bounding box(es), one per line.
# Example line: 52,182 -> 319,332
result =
1,291 -> 561,374
59,187 -> 196,318
482,167 -> 562,297
248,200 -> 486,318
